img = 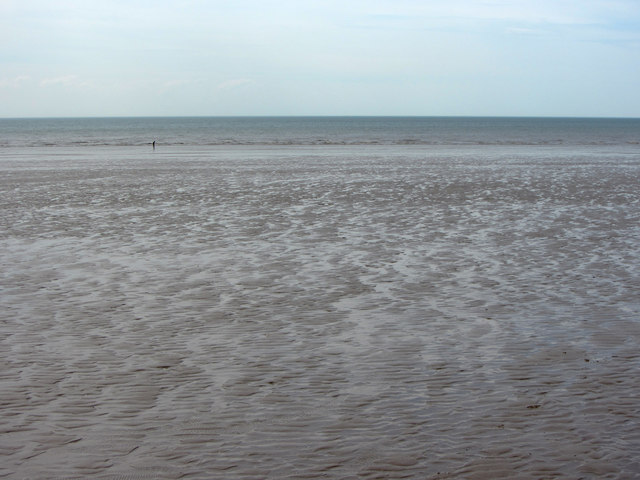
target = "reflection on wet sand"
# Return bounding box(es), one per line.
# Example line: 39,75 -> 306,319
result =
1,146 -> 639,479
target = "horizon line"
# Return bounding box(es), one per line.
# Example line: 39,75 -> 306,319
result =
2,114 -> 640,120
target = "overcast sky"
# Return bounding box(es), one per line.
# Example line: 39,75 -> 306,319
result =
1,0 -> 639,117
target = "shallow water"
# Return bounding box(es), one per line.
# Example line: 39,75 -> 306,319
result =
1,144 -> 639,479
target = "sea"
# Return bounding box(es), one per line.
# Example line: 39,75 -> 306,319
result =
1,115 -> 639,147
1,116 -> 639,479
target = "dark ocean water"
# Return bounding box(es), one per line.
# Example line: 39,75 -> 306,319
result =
1,116 -> 639,147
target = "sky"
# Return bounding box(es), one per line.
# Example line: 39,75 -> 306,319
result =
1,0 -> 639,117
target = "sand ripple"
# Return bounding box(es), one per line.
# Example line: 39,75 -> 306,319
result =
1,145 -> 639,479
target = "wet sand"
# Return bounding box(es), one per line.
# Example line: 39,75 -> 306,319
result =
1,145 -> 639,479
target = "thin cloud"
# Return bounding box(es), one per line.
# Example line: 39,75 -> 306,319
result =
357,0 -> 639,30
217,79 -> 255,91
39,75 -> 92,88
163,79 -> 197,89
0,75 -> 31,88
505,27 -> 549,36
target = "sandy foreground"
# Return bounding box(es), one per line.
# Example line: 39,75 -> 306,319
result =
1,145 -> 639,479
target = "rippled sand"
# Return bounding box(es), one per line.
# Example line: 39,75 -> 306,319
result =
1,145 -> 639,479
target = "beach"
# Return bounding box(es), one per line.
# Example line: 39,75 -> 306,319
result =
1,143 -> 639,479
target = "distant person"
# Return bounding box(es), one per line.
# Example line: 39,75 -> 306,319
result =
152,140 -> 156,150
